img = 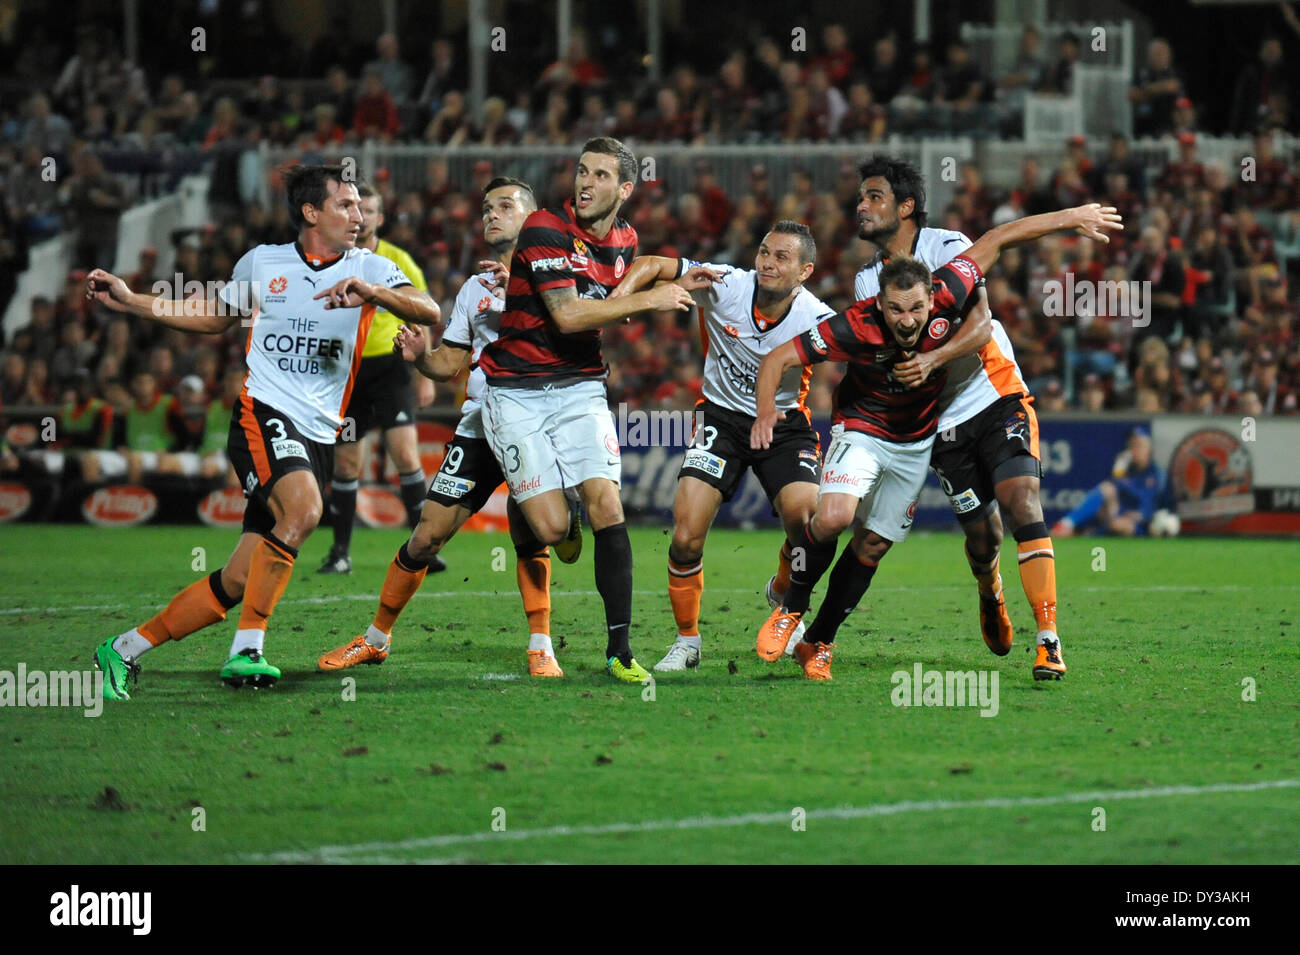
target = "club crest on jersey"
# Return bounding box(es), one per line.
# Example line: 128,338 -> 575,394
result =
723,324 -> 741,338
615,256 -> 626,278
570,237 -> 589,270
476,296 -> 493,313
929,318 -> 950,340
268,276 -> 288,294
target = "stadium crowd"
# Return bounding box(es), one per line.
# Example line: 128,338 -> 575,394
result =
1,15 -> 1298,485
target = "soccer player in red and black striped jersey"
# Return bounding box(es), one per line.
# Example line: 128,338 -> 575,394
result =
750,204 -> 1123,680
477,138 -> 701,683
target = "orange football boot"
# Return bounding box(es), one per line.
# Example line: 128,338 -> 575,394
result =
794,640 -> 834,680
979,584 -> 1014,656
317,635 -> 389,671
1033,635 -> 1066,680
756,607 -> 803,662
527,649 -> 564,678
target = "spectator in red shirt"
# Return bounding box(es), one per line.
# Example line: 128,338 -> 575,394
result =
814,23 -> 855,88
692,162 -> 733,238
353,68 -> 401,141
1160,132 -> 1206,197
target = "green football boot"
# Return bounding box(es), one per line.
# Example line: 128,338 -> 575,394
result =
220,647 -> 281,689
93,637 -> 140,701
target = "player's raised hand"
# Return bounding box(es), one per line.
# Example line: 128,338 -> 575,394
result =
750,408 -> 781,451
676,264 -> 721,291
85,269 -> 132,311
315,276 -> 374,309
894,351 -> 938,388
647,282 -> 695,312
1070,204 -> 1123,242
476,260 -> 509,292
393,324 -> 427,363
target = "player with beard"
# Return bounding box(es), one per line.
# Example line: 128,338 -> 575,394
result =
751,203 -> 1122,680
315,177 -> 580,678
854,155 -> 1070,680
476,138 -> 709,683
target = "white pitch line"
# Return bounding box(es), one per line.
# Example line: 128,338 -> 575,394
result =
4,583 -> 1290,617
241,778 -> 1300,864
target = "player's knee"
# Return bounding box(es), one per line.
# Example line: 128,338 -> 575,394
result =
278,506 -> 321,547
813,503 -> 854,538
585,495 -> 624,530
966,521 -> 1001,556
669,532 -> 704,566
1099,480 -> 1116,500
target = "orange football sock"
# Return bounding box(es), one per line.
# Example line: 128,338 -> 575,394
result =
774,540 -> 794,594
1016,536 -> 1057,633
372,543 -> 429,636
516,548 -> 551,635
965,541 -> 1001,598
667,556 -> 704,636
236,534 -> 297,632
139,575 -> 228,644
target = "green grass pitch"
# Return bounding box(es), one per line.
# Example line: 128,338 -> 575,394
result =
1,524 -> 1296,864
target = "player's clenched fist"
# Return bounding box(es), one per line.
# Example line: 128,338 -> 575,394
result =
85,269 -> 131,310
315,275 -> 375,309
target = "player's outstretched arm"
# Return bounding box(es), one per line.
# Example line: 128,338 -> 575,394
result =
610,255 -> 678,297
540,282 -> 693,333
750,339 -> 802,451
85,269 -> 242,334
393,324 -> 469,382
610,256 -> 721,299
963,203 -> 1123,275
895,285 -> 993,388
316,277 -> 441,326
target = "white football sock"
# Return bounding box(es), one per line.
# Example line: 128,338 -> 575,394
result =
112,628 -> 155,662
528,633 -> 554,655
365,624 -> 390,649
1037,630 -> 1060,647
230,629 -> 265,658
678,634 -> 702,649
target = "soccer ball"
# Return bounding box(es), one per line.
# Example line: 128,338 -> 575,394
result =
1149,509 -> 1181,538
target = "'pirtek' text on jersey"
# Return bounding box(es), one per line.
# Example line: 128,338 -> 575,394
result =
794,254 -> 983,443
478,198 -> 637,385
218,242 -> 411,443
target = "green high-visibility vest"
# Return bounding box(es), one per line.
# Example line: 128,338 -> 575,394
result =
61,399 -> 112,450
126,396 -> 172,452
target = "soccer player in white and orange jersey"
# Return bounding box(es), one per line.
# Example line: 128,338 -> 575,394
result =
853,154 -> 1065,680
85,165 -> 440,700
609,222 -> 834,672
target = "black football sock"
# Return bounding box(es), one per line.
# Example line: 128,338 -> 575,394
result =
783,522 -> 839,615
330,478 -> 358,555
593,522 -> 634,665
805,545 -> 879,645
399,469 -> 426,529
